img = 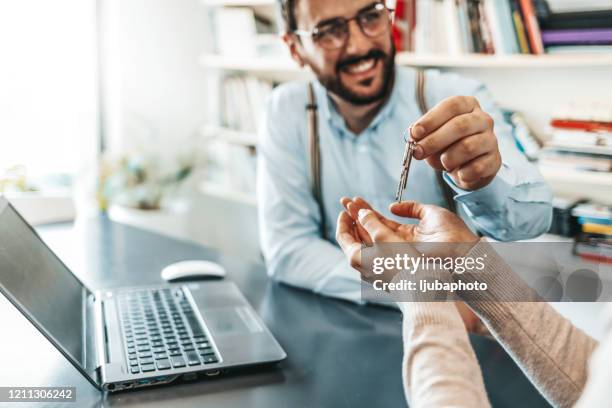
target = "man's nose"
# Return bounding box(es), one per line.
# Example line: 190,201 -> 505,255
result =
344,19 -> 372,56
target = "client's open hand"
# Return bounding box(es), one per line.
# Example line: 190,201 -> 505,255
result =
338,197 -> 478,256
336,197 -> 481,332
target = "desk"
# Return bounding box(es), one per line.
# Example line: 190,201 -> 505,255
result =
0,216 -> 551,407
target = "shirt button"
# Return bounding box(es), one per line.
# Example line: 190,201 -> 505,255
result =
357,145 -> 368,153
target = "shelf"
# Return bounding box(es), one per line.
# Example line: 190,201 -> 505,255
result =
200,52 -> 612,74
540,166 -> 612,205
200,53 -> 303,74
200,125 -> 258,147
199,181 -> 257,206
396,52 -> 612,69
543,143 -> 612,156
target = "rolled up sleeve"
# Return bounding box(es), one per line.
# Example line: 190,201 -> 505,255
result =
441,77 -> 553,241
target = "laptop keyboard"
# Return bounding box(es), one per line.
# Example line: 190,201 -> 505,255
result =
118,287 -> 219,375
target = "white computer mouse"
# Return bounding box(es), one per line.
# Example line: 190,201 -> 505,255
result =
161,260 -> 226,282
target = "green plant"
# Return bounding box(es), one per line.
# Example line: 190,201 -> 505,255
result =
0,165 -> 37,193
97,153 -> 194,211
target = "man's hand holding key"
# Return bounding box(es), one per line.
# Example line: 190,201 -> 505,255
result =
410,96 -> 502,191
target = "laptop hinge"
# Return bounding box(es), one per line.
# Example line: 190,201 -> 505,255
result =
93,294 -> 109,369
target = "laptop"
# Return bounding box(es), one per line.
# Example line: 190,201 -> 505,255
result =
0,197 -> 286,392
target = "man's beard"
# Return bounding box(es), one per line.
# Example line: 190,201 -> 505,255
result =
316,43 -> 396,106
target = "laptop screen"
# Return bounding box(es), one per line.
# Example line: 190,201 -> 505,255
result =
0,198 -> 87,369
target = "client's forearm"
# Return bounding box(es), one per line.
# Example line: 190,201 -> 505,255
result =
456,240 -> 598,408
399,302 -> 491,408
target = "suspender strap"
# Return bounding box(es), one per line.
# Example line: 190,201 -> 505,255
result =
307,82 -> 328,240
415,69 -> 457,214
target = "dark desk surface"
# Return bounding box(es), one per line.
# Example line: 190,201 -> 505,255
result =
0,217 -> 551,407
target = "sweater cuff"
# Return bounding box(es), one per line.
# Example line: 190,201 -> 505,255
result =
454,238 -> 541,324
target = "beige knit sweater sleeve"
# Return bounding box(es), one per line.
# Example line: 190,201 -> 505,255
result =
399,301 -> 491,408
399,239 -> 599,408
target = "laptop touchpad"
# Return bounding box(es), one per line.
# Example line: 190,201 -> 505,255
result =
206,307 -> 263,336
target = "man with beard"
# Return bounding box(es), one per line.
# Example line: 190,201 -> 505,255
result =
256,0 -> 552,307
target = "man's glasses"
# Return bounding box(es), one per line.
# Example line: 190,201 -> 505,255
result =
293,2 -> 394,50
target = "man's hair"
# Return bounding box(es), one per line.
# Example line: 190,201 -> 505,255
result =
277,0 -> 297,33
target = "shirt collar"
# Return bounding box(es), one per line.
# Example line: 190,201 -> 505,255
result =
313,65 -> 404,136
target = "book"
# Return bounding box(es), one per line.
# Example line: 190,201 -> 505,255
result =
444,0 -> 465,55
467,0 -> 486,53
573,203 -> 612,220
582,223 -> 612,235
544,143 -> 612,156
578,217 -> 612,226
546,44 -> 612,53
539,155 -> 612,173
545,0 -> 612,13
542,28 -> 612,45
496,0 -> 521,54
539,150 -> 612,172
550,129 -> 612,148
479,0 -> 496,54
551,129 -> 602,146
574,242 -> 612,264
456,0 -> 474,53
504,111 -> 542,160
551,119 -> 612,133
519,0 -> 545,54
578,231 -> 612,244
541,10 -> 612,30
511,0 -> 532,53
392,0 -> 409,51
573,201 -> 612,261
553,103 -> 612,123
222,76 -> 273,133
433,0 -> 450,54
414,0 -> 433,54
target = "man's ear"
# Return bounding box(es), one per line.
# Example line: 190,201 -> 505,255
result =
282,33 -> 306,67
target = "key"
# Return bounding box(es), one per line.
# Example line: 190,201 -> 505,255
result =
395,129 -> 418,203
186,351 -> 201,366
156,359 -> 171,370
171,356 -> 186,368
202,355 -> 218,364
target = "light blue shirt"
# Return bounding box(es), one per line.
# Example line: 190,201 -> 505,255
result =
256,66 -> 552,303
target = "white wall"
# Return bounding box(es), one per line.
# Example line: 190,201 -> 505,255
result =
97,0 -> 263,259
100,0 -> 212,156
0,0 -> 98,177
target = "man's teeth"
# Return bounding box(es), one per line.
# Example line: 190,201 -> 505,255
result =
345,58 -> 376,74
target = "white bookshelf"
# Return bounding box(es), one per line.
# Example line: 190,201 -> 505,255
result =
200,2 -> 612,207
396,52 -> 612,69
199,54 -> 308,83
200,53 -> 296,72
200,124 -> 258,147
200,52 -> 612,74
199,181 -> 257,206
